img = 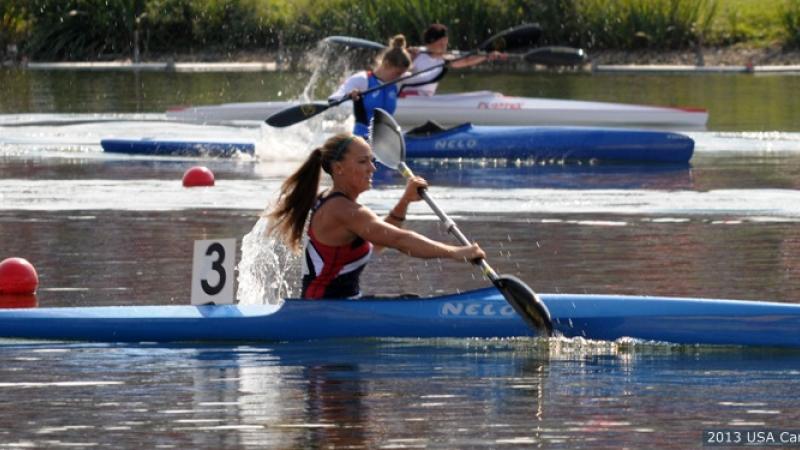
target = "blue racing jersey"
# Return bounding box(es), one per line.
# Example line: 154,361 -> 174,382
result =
329,71 -> 400,138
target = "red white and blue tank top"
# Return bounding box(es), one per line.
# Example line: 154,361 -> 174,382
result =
301,192 -> 373,299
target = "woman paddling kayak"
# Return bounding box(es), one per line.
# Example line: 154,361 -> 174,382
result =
402,23 -> 505,97
267,133 -> 485,299
328,35 -> 412,138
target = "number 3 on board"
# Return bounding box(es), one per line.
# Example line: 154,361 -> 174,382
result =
191,238 -> 236,305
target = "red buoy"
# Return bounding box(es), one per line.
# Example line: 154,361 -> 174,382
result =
182,166 -> 215,187
0,257 -> 39,295
0,294 -> 38,309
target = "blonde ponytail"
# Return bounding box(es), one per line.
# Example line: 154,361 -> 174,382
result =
267,134 -> 358,251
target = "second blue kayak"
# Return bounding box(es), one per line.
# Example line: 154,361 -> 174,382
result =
404,123 -> 694,163
100,125 -> 692,163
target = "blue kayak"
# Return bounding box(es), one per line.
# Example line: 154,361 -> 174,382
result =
0,288 -> 799,347
404,122 -> 694,163
100,124 -> 692,163
101,138 -> 255,157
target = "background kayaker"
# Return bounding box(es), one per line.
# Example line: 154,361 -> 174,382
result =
328,35 -> 412,138
402,23 -> 506,97
267,133 -> 485,299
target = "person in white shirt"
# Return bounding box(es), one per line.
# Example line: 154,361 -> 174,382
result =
402,23 -> 506,97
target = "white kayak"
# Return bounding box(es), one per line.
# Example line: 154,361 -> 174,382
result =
166,91 -> 708,129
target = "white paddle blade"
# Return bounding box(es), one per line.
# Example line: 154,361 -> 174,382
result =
368,108 -> 406,170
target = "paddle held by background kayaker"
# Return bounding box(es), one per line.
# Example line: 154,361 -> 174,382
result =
402,23 -> 506,97
328,35 -> 412,138
266,133 -> 485,299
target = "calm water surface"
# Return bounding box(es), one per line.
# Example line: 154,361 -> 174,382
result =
1,67 -> 800,448
2,340 -> 800,448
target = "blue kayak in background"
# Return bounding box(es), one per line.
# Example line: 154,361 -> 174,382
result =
1,287 -> 799,347
404,122 -> 694,163
100,124 -> 692,163
101,138 -> 255,157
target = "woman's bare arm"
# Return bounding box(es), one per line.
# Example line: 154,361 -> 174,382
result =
337,202 -> 483,261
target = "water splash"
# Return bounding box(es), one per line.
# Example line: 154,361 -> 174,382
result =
255,113 -> 352,163
236,216 -> 300,305
302,39 -> 360,102
253,39 -> 358,161
301,42 -> 333,102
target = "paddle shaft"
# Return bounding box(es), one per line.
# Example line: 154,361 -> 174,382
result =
331,46 -> 583,108
329,24 -> 542,106
397,162 -> 499,280
395,161 -> 553,336
326,36 -> 584,66
369,107 -> 553,336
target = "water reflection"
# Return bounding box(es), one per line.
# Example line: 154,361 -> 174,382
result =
2,338 -> 800,448
223,339 -> 549,448
0,294 -> 38,308
373,160 -> 694,190
302,363 -> 367,447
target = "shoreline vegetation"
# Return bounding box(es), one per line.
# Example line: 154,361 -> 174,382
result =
2,0 -> 800,68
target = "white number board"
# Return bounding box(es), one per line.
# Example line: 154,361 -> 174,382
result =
191,238 -> 236,305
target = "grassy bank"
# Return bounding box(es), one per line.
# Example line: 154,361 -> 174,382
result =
2,0 -> 800,62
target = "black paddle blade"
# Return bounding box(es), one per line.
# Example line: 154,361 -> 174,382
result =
265,102 -> 330,127
494,275 -> 553,337
479,23 -> 542,52
524,46 -> 587,66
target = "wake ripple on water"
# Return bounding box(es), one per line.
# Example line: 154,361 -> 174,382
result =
0,112 -> 354,163
690,130 -> 800,153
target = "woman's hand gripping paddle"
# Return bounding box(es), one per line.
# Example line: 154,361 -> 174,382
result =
266,24 -> 543,128
368,108 -> 553,336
